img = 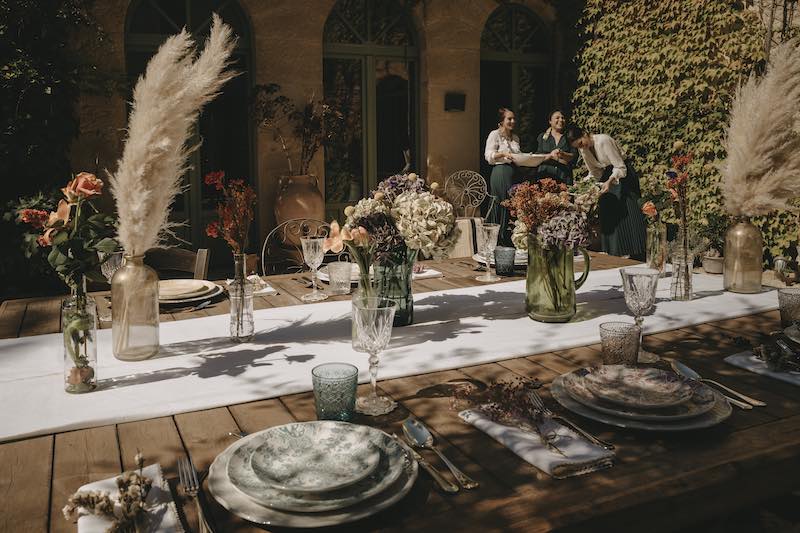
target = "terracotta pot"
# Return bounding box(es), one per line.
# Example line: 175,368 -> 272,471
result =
274,174 -> 325,227
702,255 -> 724,274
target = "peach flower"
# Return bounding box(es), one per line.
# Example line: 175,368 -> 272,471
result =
323,221 -> 345,253
62,172 -> 103,202
47,200 -> 71,228
37,227 -> 58,247
641,201 -> 658,218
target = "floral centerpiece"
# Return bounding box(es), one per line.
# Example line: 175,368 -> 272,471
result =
667,153 -> 693,300
640,179 -> 672,274
205,171 -> 257,341
324,172 -> 459,326
503,178 -> 600,322
17,172 -> 117,393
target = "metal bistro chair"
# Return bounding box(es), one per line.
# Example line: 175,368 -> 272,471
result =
261,218 -> 347,276
144,247 -> 210,279
443,170 -> 495,258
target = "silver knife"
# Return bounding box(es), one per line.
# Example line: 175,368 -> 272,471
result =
392,433 -> 458,493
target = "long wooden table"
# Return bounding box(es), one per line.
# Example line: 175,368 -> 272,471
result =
1,255 -> 798,533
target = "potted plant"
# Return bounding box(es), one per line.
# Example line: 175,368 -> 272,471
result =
698,210 -> 727,274
252,84 -> 342,226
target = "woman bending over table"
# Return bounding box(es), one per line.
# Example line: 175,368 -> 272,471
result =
484,107 -> 523,245
567,126 -> 646,259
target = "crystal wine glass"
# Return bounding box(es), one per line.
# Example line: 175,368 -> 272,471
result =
98,251 -> 124,322
300,236 -> 328,302
620,267 -> 661,363
352,296 -> 397,416
476,223 -> 501,282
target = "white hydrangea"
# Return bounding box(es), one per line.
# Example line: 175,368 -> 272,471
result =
391,191 -> 459,259
511,219 -> 529,250
346,197 -> 388,226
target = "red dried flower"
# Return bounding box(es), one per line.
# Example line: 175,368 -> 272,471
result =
204,171 -> 225,191
19,209 -> 49,229
206,221 -> 220,238
205,172 -> 257,254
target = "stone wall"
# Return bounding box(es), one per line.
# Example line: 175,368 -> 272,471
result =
74,0 -> 570,248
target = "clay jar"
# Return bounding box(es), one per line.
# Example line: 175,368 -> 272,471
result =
274,174 -> 325,230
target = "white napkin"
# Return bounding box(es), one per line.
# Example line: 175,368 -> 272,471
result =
725,351 -> 800,387
76,464 -> 183,533
226,275 -> 277,295
459,409 -> 614,479
413,268 -> 444,280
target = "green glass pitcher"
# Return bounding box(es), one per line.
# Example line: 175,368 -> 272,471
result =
525,234 -> 590,323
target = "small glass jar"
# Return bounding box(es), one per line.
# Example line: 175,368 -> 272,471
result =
63,277 -> 98,393
646,222 -> 667,274
229,253 -> 255,342
111,255 -> 159,360
670,252 -> 693,301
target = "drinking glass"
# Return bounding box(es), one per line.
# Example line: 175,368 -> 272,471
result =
494,246 -> 517,277
599,322 -> 641,365
352,297 -> 397,416
778,288 -> 800,328
312,363 -> 359,421
476,223 -> 500,282
98,251 -> 124,322
300,236 -> 328,302
327,261 -> 353,295
620,267 -> 660,363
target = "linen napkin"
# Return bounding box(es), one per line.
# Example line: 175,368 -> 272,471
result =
459,409 -> 614,479
412,268 -> 444,280
226,275 -> 277,295
725,351 -> 800,387
75,464 -> 183,533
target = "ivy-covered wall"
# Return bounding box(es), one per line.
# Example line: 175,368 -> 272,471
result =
572,0 -> 796,261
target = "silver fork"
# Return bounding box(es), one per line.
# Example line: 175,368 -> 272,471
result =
178,456 -> 214,533
529,390 -> 615,450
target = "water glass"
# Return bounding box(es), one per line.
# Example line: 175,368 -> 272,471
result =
327,261 -> 353,295
778,287 -> 800,328
494,246 -> 517,276
476,223 -> 500,282
599,322 -> 641,365
312,363 -> 359,421
300,236 -> 327,302
352,296 -> 397,416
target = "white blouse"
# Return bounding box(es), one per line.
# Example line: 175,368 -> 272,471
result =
579,134 -> 627,184
484,129 -> 521,165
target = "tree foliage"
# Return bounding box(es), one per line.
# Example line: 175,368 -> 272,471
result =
572,1 -> 797,261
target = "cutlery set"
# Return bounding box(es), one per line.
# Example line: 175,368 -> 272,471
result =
668,359 -> 766,410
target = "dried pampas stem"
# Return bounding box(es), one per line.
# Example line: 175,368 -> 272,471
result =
110,14 -> 237,256
721,40 -> 800,217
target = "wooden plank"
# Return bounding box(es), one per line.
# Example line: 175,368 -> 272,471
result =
0,300 -> 26,339
227,398 -> 295,434
0,435 -> 53,533
18,298 -> 62,337
50,426 -> 120,533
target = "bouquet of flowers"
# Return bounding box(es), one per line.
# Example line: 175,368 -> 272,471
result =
204,171 -> 257,255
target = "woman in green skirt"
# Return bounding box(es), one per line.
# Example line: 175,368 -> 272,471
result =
484,107 -> 523,246
567,126 -> 646,259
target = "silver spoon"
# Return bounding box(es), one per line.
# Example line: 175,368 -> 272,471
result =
402,418 -> 479,489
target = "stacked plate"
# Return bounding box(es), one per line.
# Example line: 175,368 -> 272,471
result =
472,249 -> 527,267
158,279 -> 222,305
317,263 -> 372,284
208,421 -> 418,528
551,365 -> 732,431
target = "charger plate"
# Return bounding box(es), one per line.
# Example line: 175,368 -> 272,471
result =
159,279 -> 217,300
580,365 -> 694,409
158,284 -> 223,305
551,375 -> 732,431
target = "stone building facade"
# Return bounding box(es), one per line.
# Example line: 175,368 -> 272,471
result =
73,0 -> 579,261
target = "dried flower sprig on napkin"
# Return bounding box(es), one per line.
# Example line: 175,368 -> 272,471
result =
63,452 -> 152,533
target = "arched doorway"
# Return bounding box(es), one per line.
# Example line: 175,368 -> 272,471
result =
323,0 -> 419,221
125,0 -> 253,257
480,3 -> 552,179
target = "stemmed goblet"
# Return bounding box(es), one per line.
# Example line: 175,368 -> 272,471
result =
300,236 -> 328,302
98,251 -> 124,322
476,223 -> 500,282
352,297 -> 397,416
620,267 -> 661,363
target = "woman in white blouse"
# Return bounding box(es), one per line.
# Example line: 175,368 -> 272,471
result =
567,126 -> 646,258
484,107 -> 522,245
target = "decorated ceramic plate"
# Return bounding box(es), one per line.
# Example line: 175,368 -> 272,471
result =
159,279 -> 217,300
784,324 -> 800,345
562,368 -> 715,421
318,264 -> 372,283
248,422 -> 381,493
158,284 -> 223,305
225,422 -> 407,513
552,375 -> 731,431
580,365 -> 694,409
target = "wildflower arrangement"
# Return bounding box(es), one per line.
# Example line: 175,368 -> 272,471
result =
668,153 -> 692,261
503,177 -> 600,250
204,171 -> 257,254
63,452 -> 152,532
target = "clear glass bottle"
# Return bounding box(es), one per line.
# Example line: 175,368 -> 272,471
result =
723,217 -> 763,293
670,252 -> 693,301
111,255 -> 159,360
229,253 -> 254,341
63,276 -> 97,393
646,222 -> 668,274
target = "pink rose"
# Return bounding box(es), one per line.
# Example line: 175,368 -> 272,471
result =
62,172 -> 103,202
47,200 -> 71,228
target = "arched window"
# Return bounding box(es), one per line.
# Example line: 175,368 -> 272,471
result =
480,3 -> 552,174
323,0 -> 418,221
125,0 -> 253,252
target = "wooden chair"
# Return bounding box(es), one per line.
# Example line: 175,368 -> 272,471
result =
144,248 -> 210,280
261,218 -> 347,275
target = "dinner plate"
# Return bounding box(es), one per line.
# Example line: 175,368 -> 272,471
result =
158,284 -> 223,305
551,376 -> 732,431
225,422 -> 407,513
318,263 -> 371,283
210,428 -> 417,528
159,279 -> 217,300
784,324 -> 800,345
248,422 -> 381,493
472,251 -> 527,266
580,365 -> 694,409
562,368 -> 716,422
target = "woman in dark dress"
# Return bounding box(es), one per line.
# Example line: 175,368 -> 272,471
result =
484,107 -> 523,246
567,126 -> 646,259
536,110 -> 578,185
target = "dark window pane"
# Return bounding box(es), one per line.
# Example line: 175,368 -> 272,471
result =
481,11 -> 510,52
129,0 -> 181,34
371,1 -> 412,46
325,0 -> 366,43
375,59 -> 414,179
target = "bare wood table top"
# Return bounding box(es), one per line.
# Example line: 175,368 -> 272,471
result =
1,254 -> 798,533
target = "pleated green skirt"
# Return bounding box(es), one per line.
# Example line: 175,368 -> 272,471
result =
598,163 -> 646,257
487,163 -> 517,246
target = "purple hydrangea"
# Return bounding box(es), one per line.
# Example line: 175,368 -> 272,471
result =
372,173 -> 428,203
537,210 -> 590,250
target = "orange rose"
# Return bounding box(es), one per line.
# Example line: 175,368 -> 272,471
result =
47,200 -> 71,228
37,227 -> 59,247
641,201 -> 657,218
62,172 -> 103,202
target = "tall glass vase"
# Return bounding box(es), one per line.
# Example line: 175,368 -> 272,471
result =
63,276 -> 97,393
670,252 -> 693,301
230,253 -> 254,342
525,234 -> 590,323
723,217 -> 763,293
646,222 -> 668,274
374,248 -> 417,327
111,255 -> 159,360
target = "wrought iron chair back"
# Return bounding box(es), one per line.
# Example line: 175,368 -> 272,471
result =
261,218 -> 347,275
444,170 -> 488,218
